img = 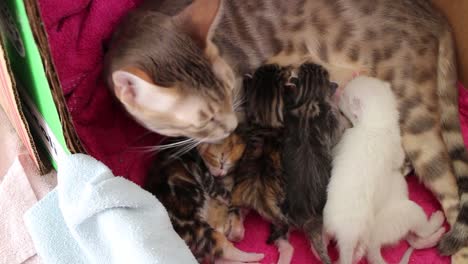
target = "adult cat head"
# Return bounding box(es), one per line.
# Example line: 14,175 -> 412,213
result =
104,0 -> 237,142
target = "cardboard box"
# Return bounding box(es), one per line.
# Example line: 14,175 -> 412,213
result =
0,0 -> 85,173
0,0 -> 466,174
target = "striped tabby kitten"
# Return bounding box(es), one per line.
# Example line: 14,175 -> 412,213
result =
281,63 -> 347,263
107,0 -> 468,261
144,148 -> 263,263
231,64 -> 341,264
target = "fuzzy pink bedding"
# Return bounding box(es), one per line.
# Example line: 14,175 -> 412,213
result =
37,0 -> 467,262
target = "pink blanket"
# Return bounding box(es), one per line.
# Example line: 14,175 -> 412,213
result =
38,0 -> 467,262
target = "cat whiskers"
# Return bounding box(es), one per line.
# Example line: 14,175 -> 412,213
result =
168,131 -> 219,159
233,98 -> 246,111
137,138 -> 198,153
232,84 -> 246,111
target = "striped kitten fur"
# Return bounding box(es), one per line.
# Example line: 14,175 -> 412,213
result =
230,64 -> 346,264
282,63 -> 347,263
111,0 -> 468,260
144,148 -> 263,263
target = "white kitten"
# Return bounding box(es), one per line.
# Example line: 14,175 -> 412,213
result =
323,76 -> 445,264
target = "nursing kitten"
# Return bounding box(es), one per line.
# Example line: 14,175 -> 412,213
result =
231,64 -> 340,264
230,65 -> 292,263
197,133 -> 247,241
144,149 -> 263,263
105,1 -> 468,259
323,77 -> 445,264
280,63 -> 347,263
197,133 -> 246,177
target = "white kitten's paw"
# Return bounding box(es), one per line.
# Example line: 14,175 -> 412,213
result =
408,226 -> 445,249
429,211 -> 445,230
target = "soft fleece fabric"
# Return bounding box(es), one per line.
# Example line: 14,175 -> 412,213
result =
24,154 -> 197,264
37,0 -> 467,262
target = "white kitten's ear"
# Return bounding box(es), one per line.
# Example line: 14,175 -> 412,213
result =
174,0 -> 222,48
350,97 -> 362,119
112,69 -> 178,111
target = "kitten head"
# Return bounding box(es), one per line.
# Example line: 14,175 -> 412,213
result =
105,0 -> 237,142
339,76 -> 397,125
243,64 -> 291,128
285,63 -> 338,116
197,133 -> 246,177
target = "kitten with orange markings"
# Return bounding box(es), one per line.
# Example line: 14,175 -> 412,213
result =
145,140 -> 261,264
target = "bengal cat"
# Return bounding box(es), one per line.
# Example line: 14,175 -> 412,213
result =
105,0 -> 468,261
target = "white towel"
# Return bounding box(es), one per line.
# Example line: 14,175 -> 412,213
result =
0,156 -> 38,264
25,154 -> 197,264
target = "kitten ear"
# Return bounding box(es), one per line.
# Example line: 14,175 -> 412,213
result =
329,82 -> 339,95
350,97 -> 362,119
174,0 -> 222,48
112,69 -> 178,111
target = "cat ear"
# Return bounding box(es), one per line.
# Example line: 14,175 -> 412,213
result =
174,0 -> 222,48
329,82 -> 339,95
112,69 -> 178,111
350,97 -> 362,119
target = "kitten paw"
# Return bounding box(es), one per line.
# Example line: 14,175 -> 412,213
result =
220,243 -> 264,263
227,218 -> 245,242
408,226 -> 445,249
276,239 -> 294,264
429,211 -> 445,229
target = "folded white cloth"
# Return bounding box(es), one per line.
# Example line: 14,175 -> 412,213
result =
0,156 -> 39,264
24,189 -> 85,264
25,154 -> 197,264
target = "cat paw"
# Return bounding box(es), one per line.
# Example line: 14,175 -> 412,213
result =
408,226 -> 445,249
227,221 -> 245,242
219,243 -> 264,264
428,211 -> 445,230
276,239 -> 294,264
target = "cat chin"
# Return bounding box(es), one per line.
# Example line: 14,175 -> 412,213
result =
199,133 -> 231,144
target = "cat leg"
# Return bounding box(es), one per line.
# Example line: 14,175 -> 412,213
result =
304,218 -> 331,264
395,71 -> 467,258
213,231 -> 264,264
372,202 -> 442,245
336,238 -> 359,264
410,210 -> 445,239
267,223 -> 293,264
226,207 -> 246,242
400,109 -> 459,226
407,227 -> 446,249
266,223 -> 293,264
367,202 -> 442,264
276,238 -> 294,264
178,219 -> 263,263
434,30 -> 468,262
